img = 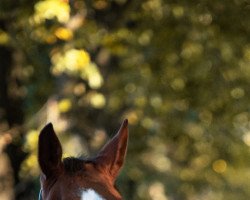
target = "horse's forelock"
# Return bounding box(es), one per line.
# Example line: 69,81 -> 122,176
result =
63,157 -> 86,174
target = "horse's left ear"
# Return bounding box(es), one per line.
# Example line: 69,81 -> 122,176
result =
95,119 -> 129,182
38,123 -> 63,179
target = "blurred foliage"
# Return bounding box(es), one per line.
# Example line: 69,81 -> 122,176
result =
0,0 -> 250,199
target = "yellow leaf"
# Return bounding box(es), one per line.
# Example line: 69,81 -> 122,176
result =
55,27 -> 73,41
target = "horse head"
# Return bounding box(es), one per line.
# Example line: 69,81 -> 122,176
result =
38,119 -> 128,200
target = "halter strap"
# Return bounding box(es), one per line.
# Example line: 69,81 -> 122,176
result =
38,189 -> 42,200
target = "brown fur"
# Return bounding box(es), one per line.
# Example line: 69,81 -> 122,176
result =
38,120 -> 128,200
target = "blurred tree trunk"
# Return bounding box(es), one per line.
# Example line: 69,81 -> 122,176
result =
0,20 -> 26,200
0,46 -> 15,200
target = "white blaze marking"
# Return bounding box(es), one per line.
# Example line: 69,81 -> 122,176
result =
81,189 -> 105,200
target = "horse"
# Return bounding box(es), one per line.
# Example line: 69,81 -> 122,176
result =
38,119 -> 128,200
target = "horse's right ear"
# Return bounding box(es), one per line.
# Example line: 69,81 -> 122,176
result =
95,119 -> 128,182
38,123 -> 63,178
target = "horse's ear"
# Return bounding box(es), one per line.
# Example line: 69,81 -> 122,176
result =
95,119 -> 129,182
38,123 -> 63,178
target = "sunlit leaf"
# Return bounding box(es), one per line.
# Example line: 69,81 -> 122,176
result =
34,0 -> 70,24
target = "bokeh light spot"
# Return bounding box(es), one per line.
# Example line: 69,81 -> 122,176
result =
89,93 -> 106,109
55,27 -> 73,41
242,131 -> 250,146
149,182 -> 168,200
212,159 -> 227,173
34,0 -> 70,23
172,6 -> 184,18
24,130 -> 39,151
230,87 -> 245,99
73,83 -> 86,96
58,99 -> 72,113
171,78 -> 185,91
0,30 -> 9,44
